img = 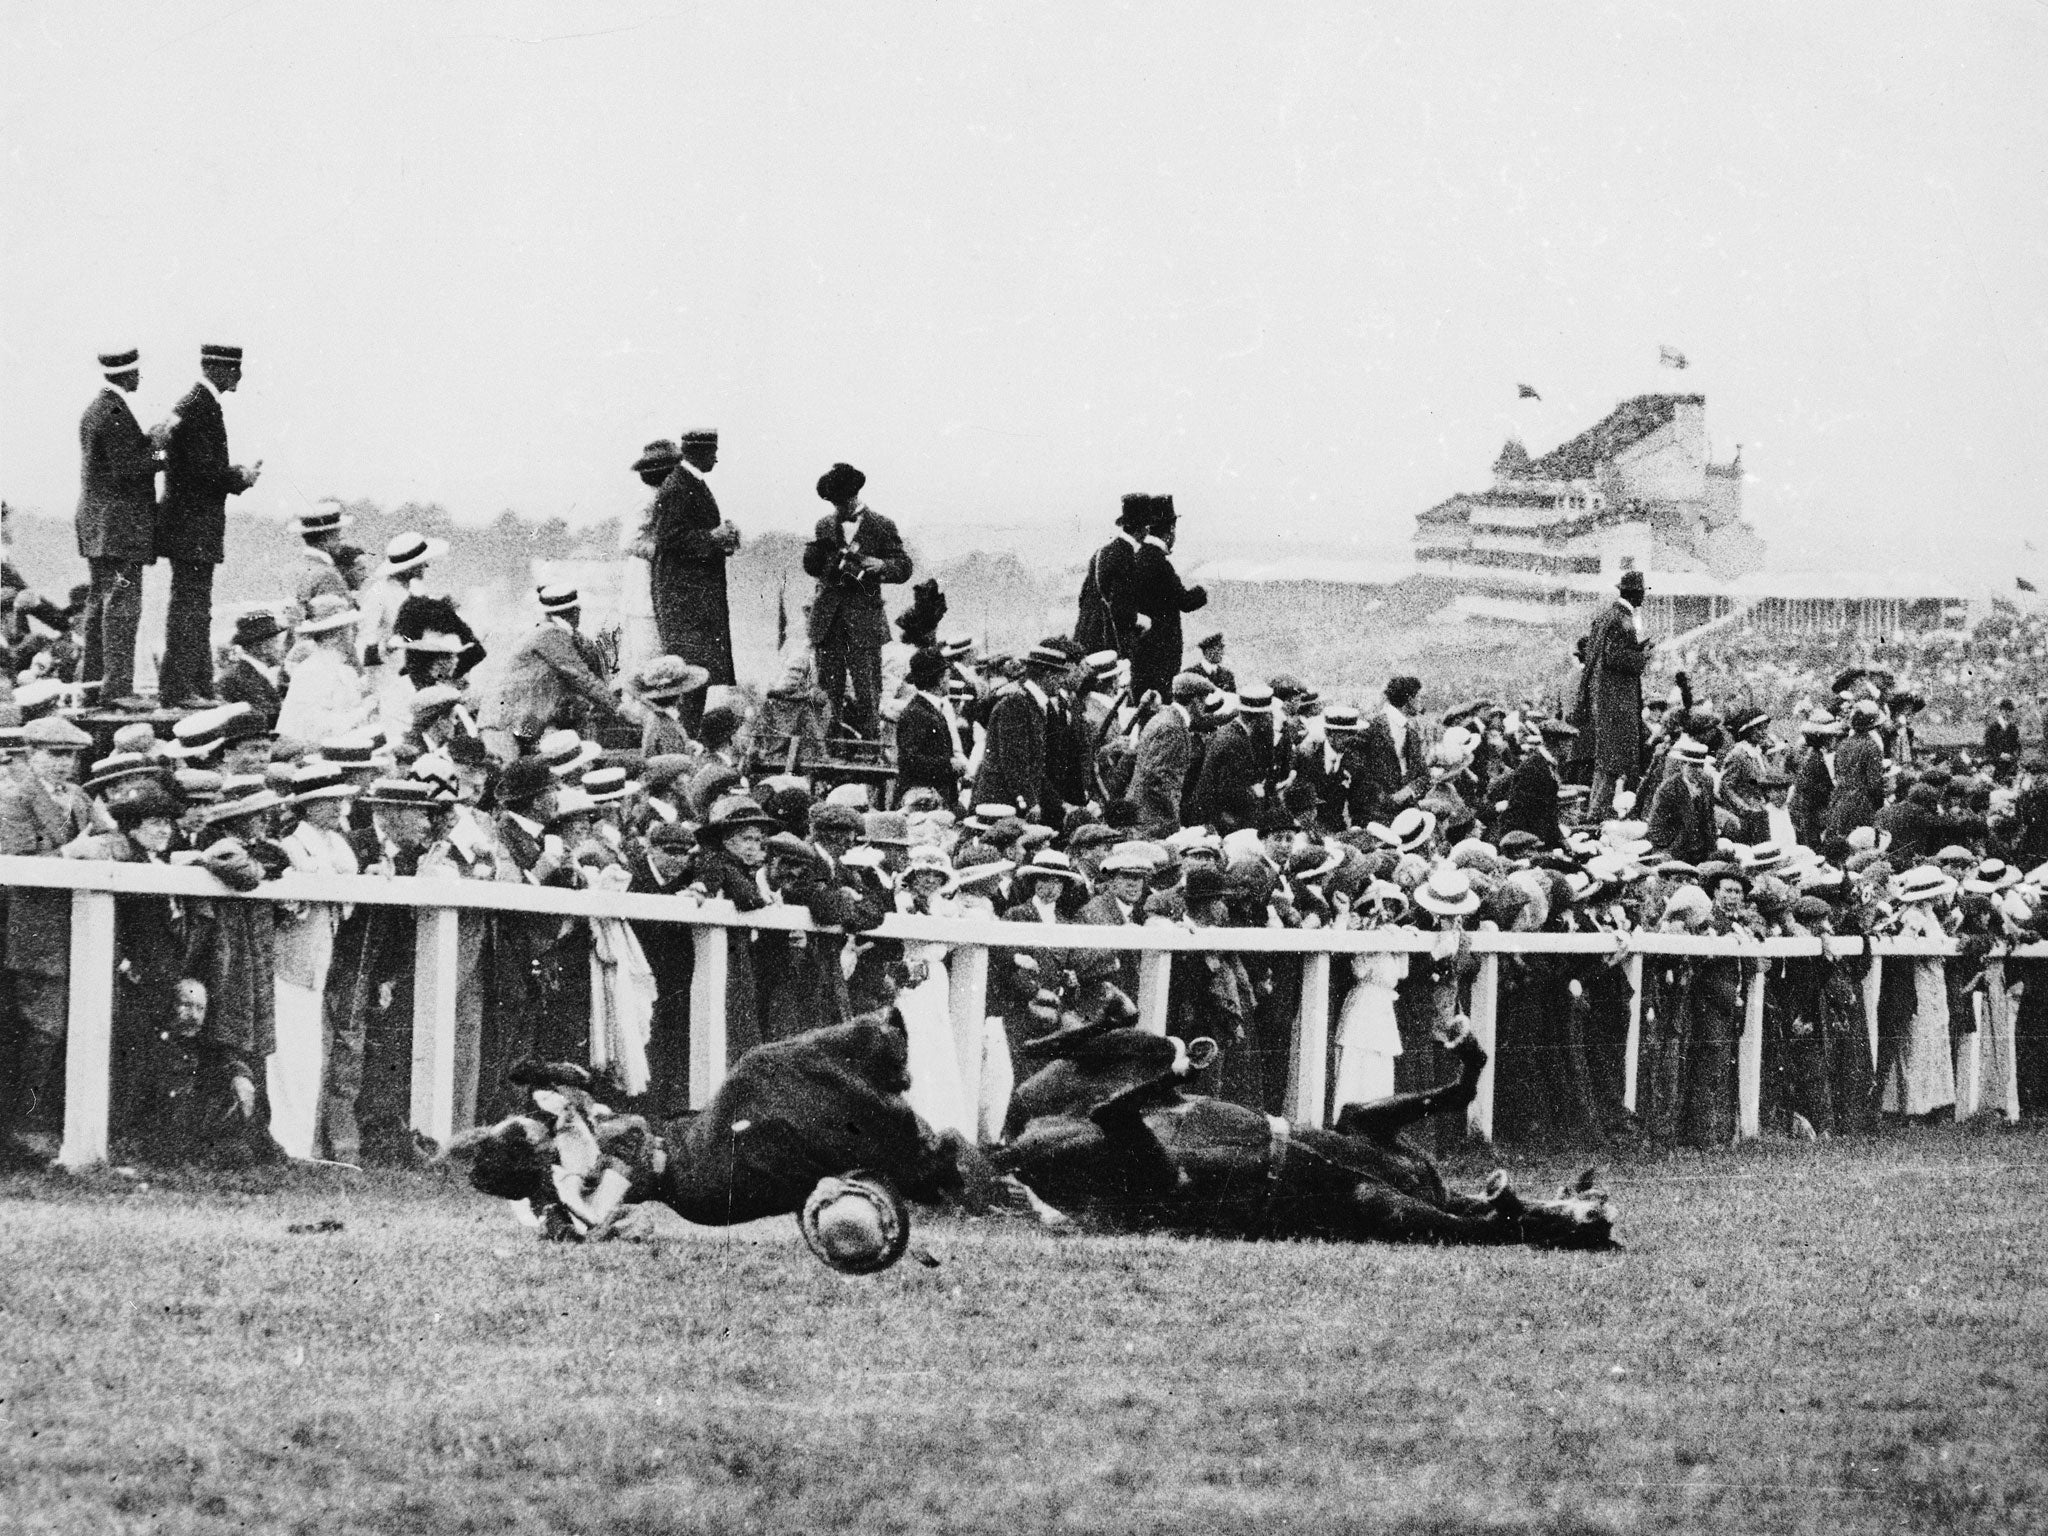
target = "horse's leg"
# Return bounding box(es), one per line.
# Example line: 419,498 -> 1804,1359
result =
1332,1032 -> 1487,1144
1343,1181 -> 1518,1245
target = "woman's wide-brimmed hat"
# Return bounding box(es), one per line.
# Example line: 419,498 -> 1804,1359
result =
1414,863 -> 1482,917
1018,849 -> 1089,888
701,793 -> 780,839
903,845 -> 953,882
189,774 -> 288,825
1366,806 -> 1437,854
298,593 -> 360,636
287,760 -> 360,803
799,1172 -> 909,1275
104,779 -> 182,827
631,654 -> 711,701
631,439 -> 680,476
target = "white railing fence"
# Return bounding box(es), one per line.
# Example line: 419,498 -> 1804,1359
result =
0,856 -> 2035,1171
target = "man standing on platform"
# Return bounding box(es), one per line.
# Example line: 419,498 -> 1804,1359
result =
1571,568 -> 1652,820
156,344 -> 261,707
76,348 -> 157,710
803,462 -> 911,739
1127,496 -> 1207,705
639,430 -> 738,734
1074,494 -> 1149,659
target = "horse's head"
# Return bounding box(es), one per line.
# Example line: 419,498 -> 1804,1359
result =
1484,1167 -> 1619,1251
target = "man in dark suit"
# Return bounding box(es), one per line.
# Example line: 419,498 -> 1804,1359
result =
155,344 -> 261,706
1126,498 -> 1207,704
1354,676 -> 1428,827
478,584 -> 626,751
1985,699 -> 2023,783
1293,706 -> 1364,829
1646,736 -> 1719,865
216,611 -> 288,728
894,648 -> 966,806
802,462 -> 912,739
1073,495 -> 1149,657
975,645 -> 1066,819
639,429 -> 738,733
1571,569 -> 1652,819
1189,699 -> 1262,832
76,348 -> 157,708
1072,842 -> 1151,1005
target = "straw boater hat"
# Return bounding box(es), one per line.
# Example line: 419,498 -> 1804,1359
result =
537,583 -> 580,615
1963,859 -> 2021,895
1322,705 -> 1363,734
631,654 -> 711,701
1237,682 -> 1276,715
83,751 -> 166,797
534,730 -> 602,779
99,347 -> 139,379
1891,865 -> 1957,904
287,761 -> 358,803
799,1173 -> 909,1275
579,765 -> 641,805
1668,736 -> 1712,766
1366,806 -> 1437,854
1415,864 -> 1482,917
298,593 -> 360,636
359,777 -> 456,811
295,501 -> 353,538
190,774 -> 288,826
380,531 -> 450,580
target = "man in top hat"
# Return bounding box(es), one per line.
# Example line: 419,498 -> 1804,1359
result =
803,462 -> 911,739
1126,496 -> 1207,705
1571,568 -> 1653,820
975,643 -> 1067,820
155,344 -> 261,707
638,430 -> 739,733
216,610 -> 289,728
1074,494 -> 1151,658
76,347 -> 158,710
0,714 -> 96,1157
480,584 -> 626,755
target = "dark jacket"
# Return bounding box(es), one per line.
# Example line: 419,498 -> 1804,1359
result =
1130,705 -> 1191,835
157,382 -> 253,564
1494,752 -> 1564,848
1824,733 -> 1887,838
976,685 -> 1048,816
801,506 -> 912,651
1571,599 -> 1649,775
895,691 -> 962,805
1127,540 -> 1205,697
217,656 -> 284,728
645,464 -> 736,685
1189,718 -> 1261,831
1354,711 -> 1426,826
77,387 -> 157,563
1074,535 -> 1142,656
1646,772 -> 1717,866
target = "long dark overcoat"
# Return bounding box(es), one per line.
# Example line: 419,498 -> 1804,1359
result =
646,465 -> 736,685
156,383 -> 249,565
1571,599 -> 1647,775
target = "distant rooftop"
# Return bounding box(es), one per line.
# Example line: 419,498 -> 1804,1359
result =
1519,393 -> 1703,480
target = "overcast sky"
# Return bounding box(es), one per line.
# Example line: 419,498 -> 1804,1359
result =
4,1 -> 2044,580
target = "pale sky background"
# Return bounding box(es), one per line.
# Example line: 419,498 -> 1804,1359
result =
4,1 -> 2045,583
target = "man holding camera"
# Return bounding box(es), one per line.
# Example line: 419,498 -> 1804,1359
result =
802,462 -> 911,739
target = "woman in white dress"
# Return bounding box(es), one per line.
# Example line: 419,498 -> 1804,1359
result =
276,595 -> 378,745
1331,881 -> 1411,1111
271,761 -> 361,1158
1880,866 -> 1958,1118
893,844 -> 975,1139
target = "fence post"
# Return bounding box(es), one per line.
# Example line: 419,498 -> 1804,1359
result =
1467,953 -> 1499,1142
1291,951 -> 1332,1127
689,924 -> 729,1109
1861,957 -> 1883,1070
409,906 -> 462,1146
1984,958 -> 2019,1122
948,943 -> 990,1114
1622,953 -> 1644,1114
1738,965 -> 1765,1140
1135,951 -> 1172,1036
57,890 -> 116,1170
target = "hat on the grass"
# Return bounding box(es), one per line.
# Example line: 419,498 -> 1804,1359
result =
799,1173 -> 909,1275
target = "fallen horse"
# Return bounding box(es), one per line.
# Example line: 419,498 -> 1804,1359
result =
442,1013 -> 986,1273
993,1015 -> 1619,1250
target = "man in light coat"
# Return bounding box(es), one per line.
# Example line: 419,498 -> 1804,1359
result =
1130,673 -> 1213,836
479,585 -> 626,755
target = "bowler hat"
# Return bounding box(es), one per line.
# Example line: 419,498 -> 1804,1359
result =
232,611 -> 285,647
817,462 -> 867,504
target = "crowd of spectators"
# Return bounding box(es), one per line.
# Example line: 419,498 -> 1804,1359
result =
3,514 -> 2048,1172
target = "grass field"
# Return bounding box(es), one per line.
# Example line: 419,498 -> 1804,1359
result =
4,1123 -> 2046,1536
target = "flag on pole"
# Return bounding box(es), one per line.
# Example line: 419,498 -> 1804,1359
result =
1516,383 -> 1541,400
776,578 -> 788,651
1658,346 -> 1689,370
2019,576 -> 2039,593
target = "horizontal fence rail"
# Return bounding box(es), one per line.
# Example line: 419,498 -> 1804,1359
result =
0,855 -> 2036,1170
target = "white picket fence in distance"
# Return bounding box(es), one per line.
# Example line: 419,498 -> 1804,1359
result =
0,855 -> 2034,1171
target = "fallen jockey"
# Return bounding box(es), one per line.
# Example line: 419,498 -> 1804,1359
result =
440,1011 -> 991,1271
993,1004 -> 1619,1250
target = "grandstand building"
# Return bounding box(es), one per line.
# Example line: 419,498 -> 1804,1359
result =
1413,393 -> 1765,623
